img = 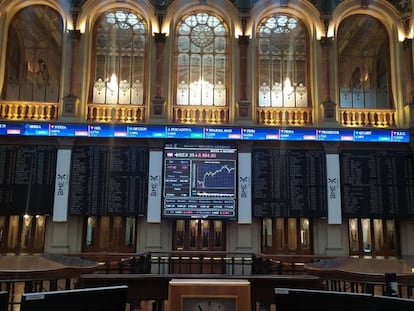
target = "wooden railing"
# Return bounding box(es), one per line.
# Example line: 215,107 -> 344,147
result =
70,252 -> 334,277
0,100 -> 58,120
256,107 -> 313,125
87,103 -> 145,123
1,253 -> 413,311
257,254 -> 337,275
150,252 -> 253,275
173,106 -> 229,124
323,278 -> 414,299
339,108 -> 395,127
71,252 -> 253,275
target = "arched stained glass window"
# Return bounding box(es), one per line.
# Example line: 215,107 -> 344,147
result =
92,9 -> 147,105
2,5 -> 63,102
338,15 -> 391,109
175,12 -> 228,106
257,14 -> 308,108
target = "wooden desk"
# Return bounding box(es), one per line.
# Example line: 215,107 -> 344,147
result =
0,254 -> 98,281
304,257 -> 414,283
0,254 -> 99,309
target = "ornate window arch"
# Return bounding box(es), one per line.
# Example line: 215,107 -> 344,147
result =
337,14 -> 391,109
256,14 -> 309,108
2,5 -> 63,103
91,9 -> 147,106
175,11 -> 228,108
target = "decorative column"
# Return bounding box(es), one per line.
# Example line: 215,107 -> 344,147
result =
238,35 -> 251,121
151,32 -> 166,118
62,6 -> 81,117
320,35 -> 336,123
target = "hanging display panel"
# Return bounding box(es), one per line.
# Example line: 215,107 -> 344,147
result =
0,144 -> 57,215
69,145 -> 148,216
252,147 -> 327,218
340,148 -> 414,218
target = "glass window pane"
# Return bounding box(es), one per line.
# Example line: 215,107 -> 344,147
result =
86,216 -> 96,247
189,220 -> 198,248
338,15 -> 391,109
21,215 -> 33,251
361,218 -> 372,253
257,14 -> 308,108
7,216 -> 19,250
175,12 -> 228,107
300,218 -> 309,249
262,218 -> 272,249
201,220 -> 209,248
213,220 -> 223,248
125,217 -> 136,247
373,219 -> 384,251
93,9 -> 147,105
174,220 -> 185,250
3,5 -> 63,102
386,220 -> 396,250
349,218 -> 359,252
33,215 -> 45,250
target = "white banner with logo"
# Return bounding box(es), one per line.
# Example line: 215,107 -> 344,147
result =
326,153 -> 342,224
238,152 -> 252,224
52,149 -> 72,222
147,150 -> 162,223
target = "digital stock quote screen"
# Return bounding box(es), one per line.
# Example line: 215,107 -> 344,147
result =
163,144 -> 237,219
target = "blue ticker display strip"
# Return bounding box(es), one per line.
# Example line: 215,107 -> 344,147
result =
0,122 -> 410,143
166,126 -> 204,139
204,127 -> 241,139
89,125 -> 128,137
49,124 -> 89,137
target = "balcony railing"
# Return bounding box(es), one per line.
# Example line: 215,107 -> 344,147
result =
87,104 -> 145,123
339,108 -> 395,127
256,107 -> 312,126
0,101 -> 396,129
0,100 -> 58,120
173,106 -> 229,124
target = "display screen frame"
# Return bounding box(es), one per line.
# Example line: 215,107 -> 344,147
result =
162,143 -> 238,219
274,287 -> 374,311
20,285 -> 128,311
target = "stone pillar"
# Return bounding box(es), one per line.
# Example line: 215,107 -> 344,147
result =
151,33 -> 166,118
238,35 -> 251,121
320,36 -> 337,123
62,29 -> 81,118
